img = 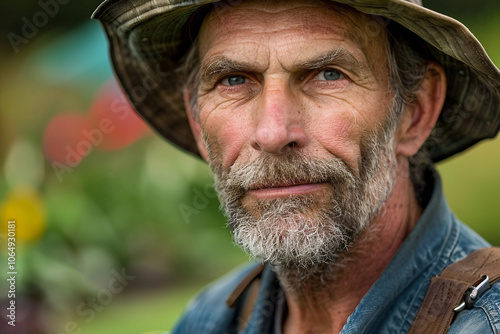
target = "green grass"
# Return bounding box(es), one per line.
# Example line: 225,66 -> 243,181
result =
74,284 -> 204,334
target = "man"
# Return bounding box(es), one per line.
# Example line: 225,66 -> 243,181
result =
93,0 -> 500,332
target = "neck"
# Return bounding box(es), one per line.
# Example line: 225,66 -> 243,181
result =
279,157 -> 422,334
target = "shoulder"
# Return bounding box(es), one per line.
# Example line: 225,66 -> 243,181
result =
452,217 -> 491,258
171,263 -> 261,334
446,247 -> 500,334
448,281 -> 500,334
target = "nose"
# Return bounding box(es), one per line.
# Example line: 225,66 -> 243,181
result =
251,82 -> 308,154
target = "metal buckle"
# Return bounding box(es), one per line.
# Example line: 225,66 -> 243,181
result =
454,275 -> 490,313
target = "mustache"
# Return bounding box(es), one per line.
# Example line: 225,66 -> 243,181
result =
214,154 -> 357,194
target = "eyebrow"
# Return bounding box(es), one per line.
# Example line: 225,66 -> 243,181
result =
200,56 -> 261,85
296,49 -> 363,71
200,48 -> 368,84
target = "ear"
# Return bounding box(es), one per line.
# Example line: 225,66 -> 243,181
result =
395,61 -> 447,158
183,89 -> 210,162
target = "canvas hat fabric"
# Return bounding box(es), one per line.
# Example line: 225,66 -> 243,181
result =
92,0 -> 500,162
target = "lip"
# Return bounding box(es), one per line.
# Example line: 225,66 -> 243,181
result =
248,182 -> 327,199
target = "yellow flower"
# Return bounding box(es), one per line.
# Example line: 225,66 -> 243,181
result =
1,187 -> 46,242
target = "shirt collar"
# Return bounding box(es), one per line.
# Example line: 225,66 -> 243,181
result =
341,169 -> 460,332
229,169 -> 459,333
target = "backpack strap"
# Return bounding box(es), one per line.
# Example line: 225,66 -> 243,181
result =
409,247 -> 500,334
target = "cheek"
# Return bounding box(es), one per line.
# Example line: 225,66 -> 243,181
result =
308,90 -> 394,173
202,111 -> 253,168
309,110 -> 362,172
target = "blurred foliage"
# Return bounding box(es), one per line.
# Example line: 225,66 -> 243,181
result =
0,1 -> 499,333
0,0 -> 102,53
0,18 -> 248,332
425,0 -> 498,20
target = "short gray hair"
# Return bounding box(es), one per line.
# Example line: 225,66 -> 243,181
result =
179,38 -> 201,121
385,23 -> 433,204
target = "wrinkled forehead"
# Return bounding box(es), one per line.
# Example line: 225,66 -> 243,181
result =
198,0 -> 387,52
203,0 -> 366,18
197,0 -> 390,69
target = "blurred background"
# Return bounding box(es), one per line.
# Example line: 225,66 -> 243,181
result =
0,0 -> 499,333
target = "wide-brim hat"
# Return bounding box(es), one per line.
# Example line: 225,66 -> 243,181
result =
92,0 -> 500,162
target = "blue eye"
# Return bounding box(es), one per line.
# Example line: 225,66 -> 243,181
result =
221,75 -> 247,86
317,70 -> 342,81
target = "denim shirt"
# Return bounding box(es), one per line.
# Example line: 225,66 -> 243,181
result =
172,172 -> 500,333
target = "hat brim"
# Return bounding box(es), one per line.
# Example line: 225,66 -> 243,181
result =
92,0 -> 500,162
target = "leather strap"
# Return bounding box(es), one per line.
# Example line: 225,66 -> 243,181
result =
237,277 -> 261,332
226,263 -> 265,332
226,263 -> 265,308
409,247 -> 500,334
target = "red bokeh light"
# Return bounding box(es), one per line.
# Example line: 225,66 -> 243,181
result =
88,80 -> 150,151
42,112 -> 92,166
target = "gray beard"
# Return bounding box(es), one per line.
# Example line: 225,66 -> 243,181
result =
207,113 -> 399,290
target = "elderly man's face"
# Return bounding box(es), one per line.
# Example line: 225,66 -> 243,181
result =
192,0 -> 400,267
